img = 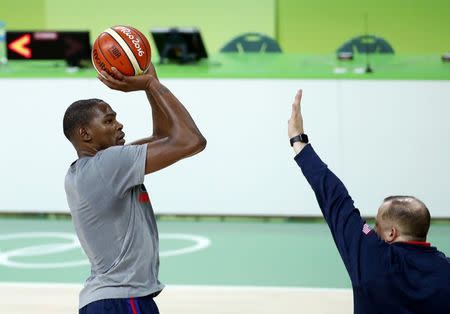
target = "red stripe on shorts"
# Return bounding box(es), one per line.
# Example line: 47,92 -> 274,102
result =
129,297 -> 138,314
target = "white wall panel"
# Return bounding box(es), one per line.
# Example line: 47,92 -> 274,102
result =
0,78 -> 448,217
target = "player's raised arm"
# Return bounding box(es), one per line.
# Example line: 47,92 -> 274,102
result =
98,67 -> 206,174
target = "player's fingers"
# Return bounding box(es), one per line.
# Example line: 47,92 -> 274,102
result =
100,70 -> 115,82
111,67 -> 125,81
98,71 -> 122,90
97,72 -> 109,84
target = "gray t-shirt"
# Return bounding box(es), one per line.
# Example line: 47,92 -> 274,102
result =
65,144 -> 164,308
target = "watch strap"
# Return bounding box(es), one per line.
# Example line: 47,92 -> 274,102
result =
290,134 -> 309,146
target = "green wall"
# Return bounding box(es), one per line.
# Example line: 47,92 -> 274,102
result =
2,0 -> 449,54
2,0 -> 46,29
2,0 -> 275,56
277,0 -> 450,53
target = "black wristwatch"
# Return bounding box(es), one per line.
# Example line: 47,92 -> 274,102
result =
290,133 -> 309,146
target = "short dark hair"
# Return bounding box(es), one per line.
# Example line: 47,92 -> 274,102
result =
63,99 -> 104,140
382,196 -> 430,241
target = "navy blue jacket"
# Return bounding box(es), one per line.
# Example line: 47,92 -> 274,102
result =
295,144 -> 450,314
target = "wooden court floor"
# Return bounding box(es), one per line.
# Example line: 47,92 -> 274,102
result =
1,283 -> 353,314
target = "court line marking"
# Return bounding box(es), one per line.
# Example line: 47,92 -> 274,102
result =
0,232 -> 211,268
159,233 -> 211,257
0,282 -> 351,293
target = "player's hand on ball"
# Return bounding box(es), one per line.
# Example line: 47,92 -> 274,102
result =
98,67 -> 155,92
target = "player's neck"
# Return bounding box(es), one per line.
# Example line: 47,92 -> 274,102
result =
76,146 -> 99,158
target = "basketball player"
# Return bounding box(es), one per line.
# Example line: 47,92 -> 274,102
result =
63,64 -> 206,313
288,90 -> 450,314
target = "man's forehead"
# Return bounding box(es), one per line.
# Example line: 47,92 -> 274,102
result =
94,102 -> 116,115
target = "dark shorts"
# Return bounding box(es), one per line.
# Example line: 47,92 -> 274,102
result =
79,293 -> 160,314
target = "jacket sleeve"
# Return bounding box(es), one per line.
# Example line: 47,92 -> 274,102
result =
294,144 -> 383,284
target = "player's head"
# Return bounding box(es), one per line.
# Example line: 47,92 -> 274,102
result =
63,99 -> 125,152
374,196 -> 430,243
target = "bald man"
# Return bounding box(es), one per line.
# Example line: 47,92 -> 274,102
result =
375,196 -> 430,243
288,90 -> 450,314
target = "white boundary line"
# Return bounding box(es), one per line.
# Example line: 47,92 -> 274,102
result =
0,232 -> 211,268
0,282 -> 351,293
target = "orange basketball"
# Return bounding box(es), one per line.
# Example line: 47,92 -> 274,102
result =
92,25 -> 151,77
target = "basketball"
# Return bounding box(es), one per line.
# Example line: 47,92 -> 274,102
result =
92,25 -> 151,77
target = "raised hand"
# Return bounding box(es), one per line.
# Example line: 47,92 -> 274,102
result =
288,89 -> 304,139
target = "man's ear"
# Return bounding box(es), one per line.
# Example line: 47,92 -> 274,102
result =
78,127 -> 92,142
385,226 -> 400,243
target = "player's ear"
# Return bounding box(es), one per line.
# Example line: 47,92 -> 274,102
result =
78,127 -> 92,142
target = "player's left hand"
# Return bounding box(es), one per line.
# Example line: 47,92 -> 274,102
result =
98,67 -> 156,92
